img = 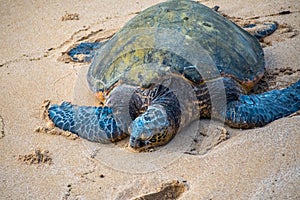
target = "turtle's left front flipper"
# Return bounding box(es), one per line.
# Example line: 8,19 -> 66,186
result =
226,80 -> 300,128
48,102 -> 127,143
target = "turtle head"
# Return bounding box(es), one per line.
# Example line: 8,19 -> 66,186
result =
128,105 -> 176,151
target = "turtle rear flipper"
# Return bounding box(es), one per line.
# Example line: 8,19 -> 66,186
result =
225,80 -> 300,128
48,102 -> 126,142
67,41 -> 108,62
243,22 -> 278,40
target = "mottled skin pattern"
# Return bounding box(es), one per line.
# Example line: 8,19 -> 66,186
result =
49,0 -> 300,151
48,102 -> 125,142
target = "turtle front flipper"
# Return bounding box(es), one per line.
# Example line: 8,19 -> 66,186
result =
225,80 -> 300,128
48,102 -> 126,143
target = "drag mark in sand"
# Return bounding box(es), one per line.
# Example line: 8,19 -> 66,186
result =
132,180 -> 188,200
0,115 -> 4,139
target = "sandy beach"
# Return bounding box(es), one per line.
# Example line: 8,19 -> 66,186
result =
0,0 -> 299,199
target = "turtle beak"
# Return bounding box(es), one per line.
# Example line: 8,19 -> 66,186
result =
129,136 -> 145,149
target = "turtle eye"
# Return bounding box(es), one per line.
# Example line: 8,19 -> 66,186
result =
149,137 -> 157,143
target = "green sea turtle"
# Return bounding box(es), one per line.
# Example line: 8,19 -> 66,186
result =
49,0 -> 300,151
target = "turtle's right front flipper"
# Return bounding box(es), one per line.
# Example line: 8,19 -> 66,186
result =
48,102 -> 126,143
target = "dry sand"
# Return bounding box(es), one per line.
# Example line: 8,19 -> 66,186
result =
0,0 -> 299,199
